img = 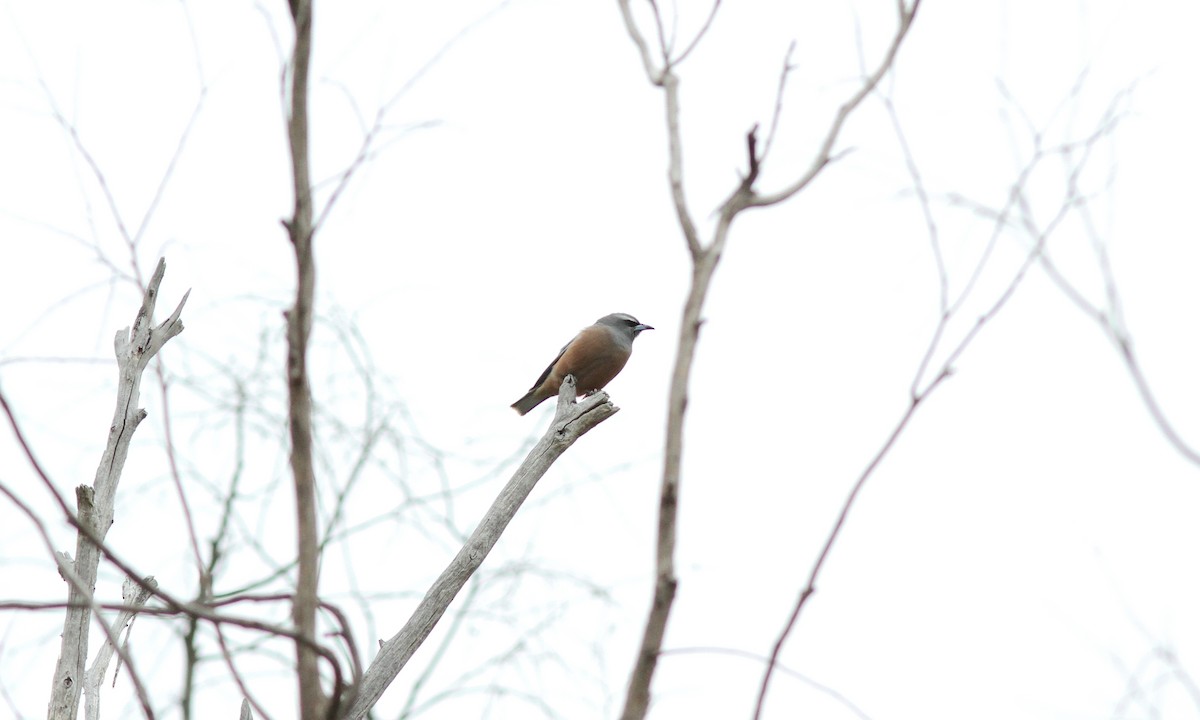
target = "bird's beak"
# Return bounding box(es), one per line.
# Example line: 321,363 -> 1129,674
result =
636,324 -> 654,332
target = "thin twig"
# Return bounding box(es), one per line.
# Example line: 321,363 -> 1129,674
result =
0,388 -> 347,702
753,73 -> 1124,715
312,1 -> 512,234
671,0 -> 723,67
760,42 -> 797,163
663,646 -> 873,720
749,0 -> 922,209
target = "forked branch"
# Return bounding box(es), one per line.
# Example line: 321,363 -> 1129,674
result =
615,3 -> 922,718
747,0 -> 921,209
46,258 -> 187,720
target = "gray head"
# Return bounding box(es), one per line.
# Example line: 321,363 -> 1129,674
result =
596,313 -> 654,341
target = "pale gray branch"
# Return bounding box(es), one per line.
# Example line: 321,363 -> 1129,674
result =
47,258 -> 187,720
346,375 -> 618,718
83,577 -> 157,720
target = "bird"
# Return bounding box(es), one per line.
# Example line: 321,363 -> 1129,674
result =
511,313 -> 654,415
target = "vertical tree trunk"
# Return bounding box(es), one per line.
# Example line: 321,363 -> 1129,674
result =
282,1 -> 324,718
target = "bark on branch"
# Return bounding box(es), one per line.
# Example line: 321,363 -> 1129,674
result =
282,1 -> 323,718
46,258 -> 188,720
345,376 -> 618,718
83,576 -> 157,720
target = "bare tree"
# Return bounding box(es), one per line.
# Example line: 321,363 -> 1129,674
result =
609,2 -> 1194,719
1,2 -> 1193,720
614,1 -> 921,717
280,2 -> 325,717
2,3 -> 636,719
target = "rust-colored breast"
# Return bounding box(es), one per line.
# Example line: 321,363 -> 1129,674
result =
552,325 -> 632,395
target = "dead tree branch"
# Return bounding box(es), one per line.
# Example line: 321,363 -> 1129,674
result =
346,376 -> 618,718
46,258 -> 187,720
83,577 -> 157,720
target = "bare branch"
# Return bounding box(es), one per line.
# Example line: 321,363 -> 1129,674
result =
18,17 -> 207,291
661,72 -> 704,257
281,1 -> 325,718
214,620 -> 273,720
907,73 -> 1125,398
759,42 -> 797,164
2,387 -> 349,711
1108,339 -> 1200,466
646,0 -> 670,60
749,0 -> 922,209
84,577 -> 157,720
753,227 -> 1049,717
346,375 -> 618,718
1009,83 -> 1200,467
752,74 -> 1126,714
46,258 -> 187,720
0,478 -> 154,719
616,4 -> 927,716
616,0 -> 662,84
132,90 -> 209,250
943,77 -> 1198,467
879,89 -> 945,316
662,646 -> 873,720
671,0 -> 723,67
397,578 -> 484,717
153,365 -> 206,578
183,378 -> 250,720
619,227 -> 727,720
617,2 -> 703,257
311,1 -> 512,234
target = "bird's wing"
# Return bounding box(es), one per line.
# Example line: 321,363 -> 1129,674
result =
526,340 -> 571,392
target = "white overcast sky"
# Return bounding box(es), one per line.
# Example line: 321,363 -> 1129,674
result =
2,0 -> 1200,718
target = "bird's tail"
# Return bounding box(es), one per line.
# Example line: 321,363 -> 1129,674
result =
510,391 -> 543,416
